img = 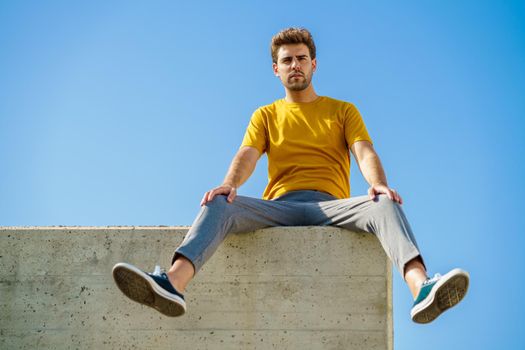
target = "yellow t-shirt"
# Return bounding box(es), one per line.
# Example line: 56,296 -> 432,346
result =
241,96 -> 372,200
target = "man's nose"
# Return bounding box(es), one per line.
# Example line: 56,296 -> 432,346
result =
291,58 -> 301,70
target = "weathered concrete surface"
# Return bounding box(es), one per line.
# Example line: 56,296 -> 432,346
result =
0,226 -> 392,350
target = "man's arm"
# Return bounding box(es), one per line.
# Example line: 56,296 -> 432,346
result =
200,146 -> 261,206
350,140 -> 403,204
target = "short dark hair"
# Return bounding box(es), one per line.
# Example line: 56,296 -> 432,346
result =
270,27 -> 316,63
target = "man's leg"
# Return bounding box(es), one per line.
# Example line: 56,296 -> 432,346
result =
167,256 -> 194,294
113,194 -> 304,316
308,194 -> 424,278
167,194 -> 304,292
307,194 -> 469,323
404,256 -> 428,299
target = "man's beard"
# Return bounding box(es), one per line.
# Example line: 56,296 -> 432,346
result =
286,73 -> 312,91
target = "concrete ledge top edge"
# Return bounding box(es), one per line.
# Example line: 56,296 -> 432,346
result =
0,226 -> 192,230
0,226 -> 356,231
0,225 -> 352,230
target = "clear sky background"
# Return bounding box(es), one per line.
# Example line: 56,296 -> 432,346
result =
1,1 -> 524,349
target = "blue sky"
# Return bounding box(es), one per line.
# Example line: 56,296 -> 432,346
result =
1,1 -> 524,348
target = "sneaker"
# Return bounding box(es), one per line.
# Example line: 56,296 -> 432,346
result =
411,268 -> 469,324
112,262 -> 186,317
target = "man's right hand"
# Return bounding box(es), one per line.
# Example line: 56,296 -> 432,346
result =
200,184 -> 237,206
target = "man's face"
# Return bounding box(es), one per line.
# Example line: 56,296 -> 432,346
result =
273,43 -> 317,91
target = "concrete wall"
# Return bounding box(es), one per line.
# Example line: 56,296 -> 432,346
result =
0,226 -> 392,350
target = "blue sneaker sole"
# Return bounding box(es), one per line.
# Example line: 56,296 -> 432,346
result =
112,262 -> 186,317
411,268 -> 469,324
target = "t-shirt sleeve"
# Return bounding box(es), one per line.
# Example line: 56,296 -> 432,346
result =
240,108 -> 267,154
344,103 -> 373,148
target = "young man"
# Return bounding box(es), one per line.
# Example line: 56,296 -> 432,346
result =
113,28 -> 469,324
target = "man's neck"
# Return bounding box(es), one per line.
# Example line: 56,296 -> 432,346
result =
284,85 -> 319,103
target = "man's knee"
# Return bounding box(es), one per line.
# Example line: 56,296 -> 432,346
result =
204,195 -> 229,209
204,195 -> 246,215
372,194 -> 401,214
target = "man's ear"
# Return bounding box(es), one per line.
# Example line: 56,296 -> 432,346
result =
312,58 -> 317,73
272,62 -> 279,76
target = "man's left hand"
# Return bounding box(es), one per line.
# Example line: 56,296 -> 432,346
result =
368,183 -> 403,205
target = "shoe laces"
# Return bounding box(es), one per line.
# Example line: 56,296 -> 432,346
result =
423,273 -> 441,286
152,265 -> 165,276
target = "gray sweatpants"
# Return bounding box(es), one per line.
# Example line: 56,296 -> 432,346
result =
172,190 -> 423,277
